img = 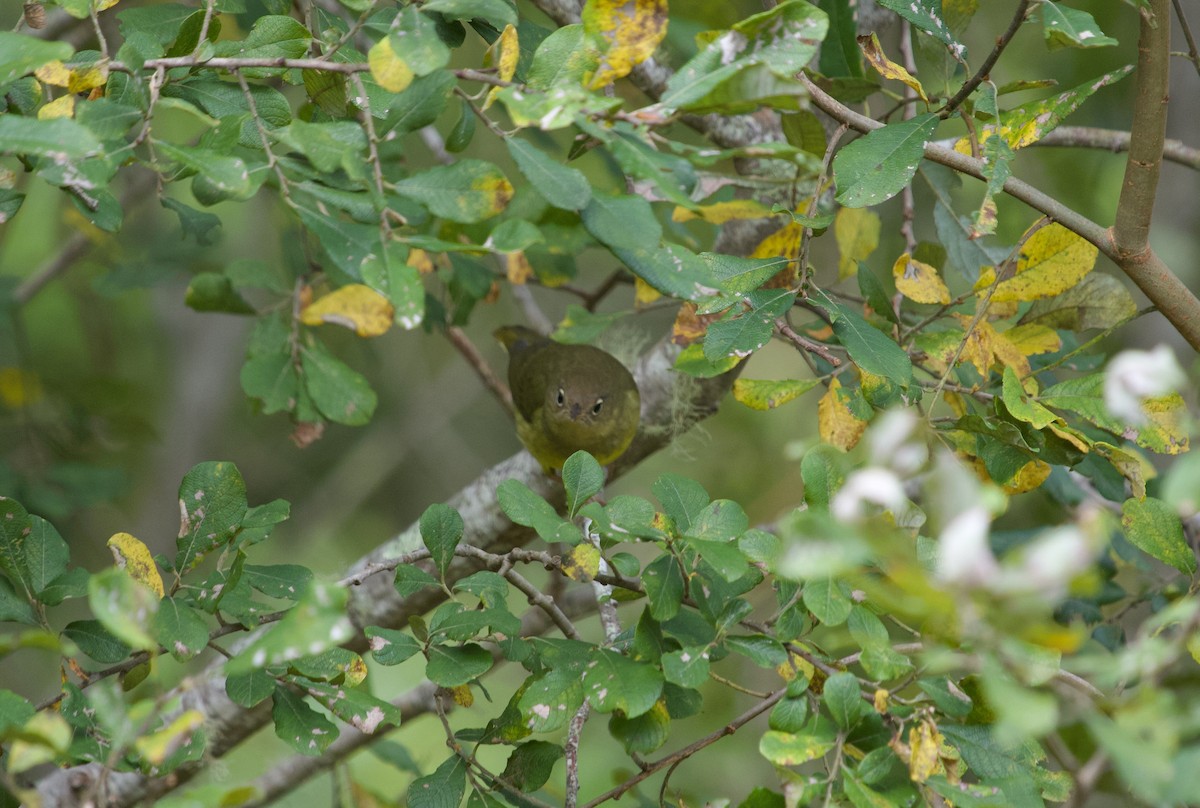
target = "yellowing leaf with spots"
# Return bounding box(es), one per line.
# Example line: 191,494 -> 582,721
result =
449,684 -> 474,707
368,37 -> 414,93
776,649 -> 815,683
562,543 -> 601,582
134,711 -> 204,766
818,378 -> 868,451
873,689 -> 889,714
858,33 -> 928,103
673,199 -> 773,224
908,721 -> 944,783
835,207 -> 880,279
506,251 -> 533,284
483,24 -> 520,111
732,378 -> 820,410
583,0 -> 669,88
394,159 -> 513,223
38,95 -> 75,120
985,223 -> 1097,302
893,253 -> 950,304
407,248 -> 435,274
301,284 -> 395,337
107,532 -> 165,598
1094,442 -> 1153,500
1002,458 -> 1052,494
1001,323 -> 1061,357
750,221 -> 802,287
1138,394 -> 1190,455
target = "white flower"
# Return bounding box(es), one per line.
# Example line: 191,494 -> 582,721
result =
935,506 -> 999,587
1006,526 -> 1095,601
1104,345 -> 1185,425
867,409 -> 928,475
831,468 -> 907,522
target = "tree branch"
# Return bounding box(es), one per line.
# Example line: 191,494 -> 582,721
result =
796,71 -> 1200,351
1113,0 -> 1171,255
940,0 -> 1032,115
1031,127 -> 1200,170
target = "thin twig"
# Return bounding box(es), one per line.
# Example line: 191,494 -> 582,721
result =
1172,0 -> 1200,76
1031,127 -> 1200,170
579,689 -> 787,808
941,0 -> 1032,115
445,326 -> 512,412
776,319 -> 841,366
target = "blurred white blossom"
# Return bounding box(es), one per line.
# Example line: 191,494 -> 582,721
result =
1104,344 -> 1185,425
831,467 -> 907,522
936,505 -> 999,586
867,409 -> 928,475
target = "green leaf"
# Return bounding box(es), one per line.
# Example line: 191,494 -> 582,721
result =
1020,273 -> 1137,331
302,681 -> 402,734
0,578 -> 35,625
527,24 -> 601,90
1121,497 -> 1195,575
212,15 -> 311,68
421,0 -> 517,29
271,685 -> 338,756
1041,2 -> 1117,50
383,69 -> 457,134
301,341 -> 378,426
275,120 -> 367,178
0,116 -> 103,161
366,626 -> 423,666
497,480 -> 579,544
61,619 -> 130,664
518,665 -> 587,732
408,753 -> 469,808
759,725 -> 836,766
501,741 -> 562,791
803,577 -> 852,626
426,642 -> 493,686
242,564 -> 311,600
833,114 -> 939,207
225,669 -> 276,708
608,700 -> 671,755
185,272 -> 256,314
582,192 -> 661,250
725,634 -> 788,667
154,597 -> 210,661
653,473 -> 709,533
703,289 -> 797,362
394,159 -> 513,223
175,461 -> 249,573
811,289 -> 913,386
154,140 -> 253,199
877,0 -> 966,58
1001,368 -> 1058,429
584,649 -> 664,717
420,504 -> 464,578
392,6 -> 453,75
732,378 -> 821,410
506,138 -> 592,211
662,647 -> 710,688
823,671 -> 864,728
88,567 -> 158,652
562,451 -> 605,518
769,697 -> 809,733
227,580 -> 354,674
0,496 -> 34,598
0,33 -> 73,85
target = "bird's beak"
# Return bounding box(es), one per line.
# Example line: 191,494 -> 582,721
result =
570,404 -> 581,419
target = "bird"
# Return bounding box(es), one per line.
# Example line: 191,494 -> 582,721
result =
494,325 -> 641,474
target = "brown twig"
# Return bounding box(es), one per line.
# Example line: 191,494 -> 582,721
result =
941,0 -> 1032,115
579,688 -> 787,808
445,326 -> 512,412
776,318 -> 842,366
1172,0 -> 1200,76
1031,127 -> 1200,170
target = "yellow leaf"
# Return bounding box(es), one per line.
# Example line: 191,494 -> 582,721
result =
34,60 -> 72,87
407,248 -> 435,274
368,38 -> 413,93
483,25 -> 519,111
751,221 -> 803,261
1138,393 -> 1190,455
892,253 -> 950,304
858,33 -> 929,103
67,63 -> 109,94
732,378 -> 820,410
583,0 -> 669,88
818,378 -> 868,451
835,207 -> 880,279
776,650 -> 815,683
300,284 -> 395,337
951,315 -> 996,377
134,711 -> 204,766
1002,323 -> 1061,356
1046,422 -> 1091,454
0,367 -> 44,409
673,199 -> 774,224
449,684 -> 474,707
1002,458 -> 1051,494
908,721 -> 944,783
635,277 -> 661,306
989,326 -> 1032,377
990,223 -> 1097,302
873,689 -> 889,714
506,251 -> 533,284
107,533 -> 165,598
562,543 -> 600,582
38,94 -> 75,120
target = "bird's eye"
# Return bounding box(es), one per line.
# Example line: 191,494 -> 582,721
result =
592,398 -> 604,415
556,388 -> 565,407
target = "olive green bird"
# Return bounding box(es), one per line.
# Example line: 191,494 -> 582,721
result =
495,326 -> 641,474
